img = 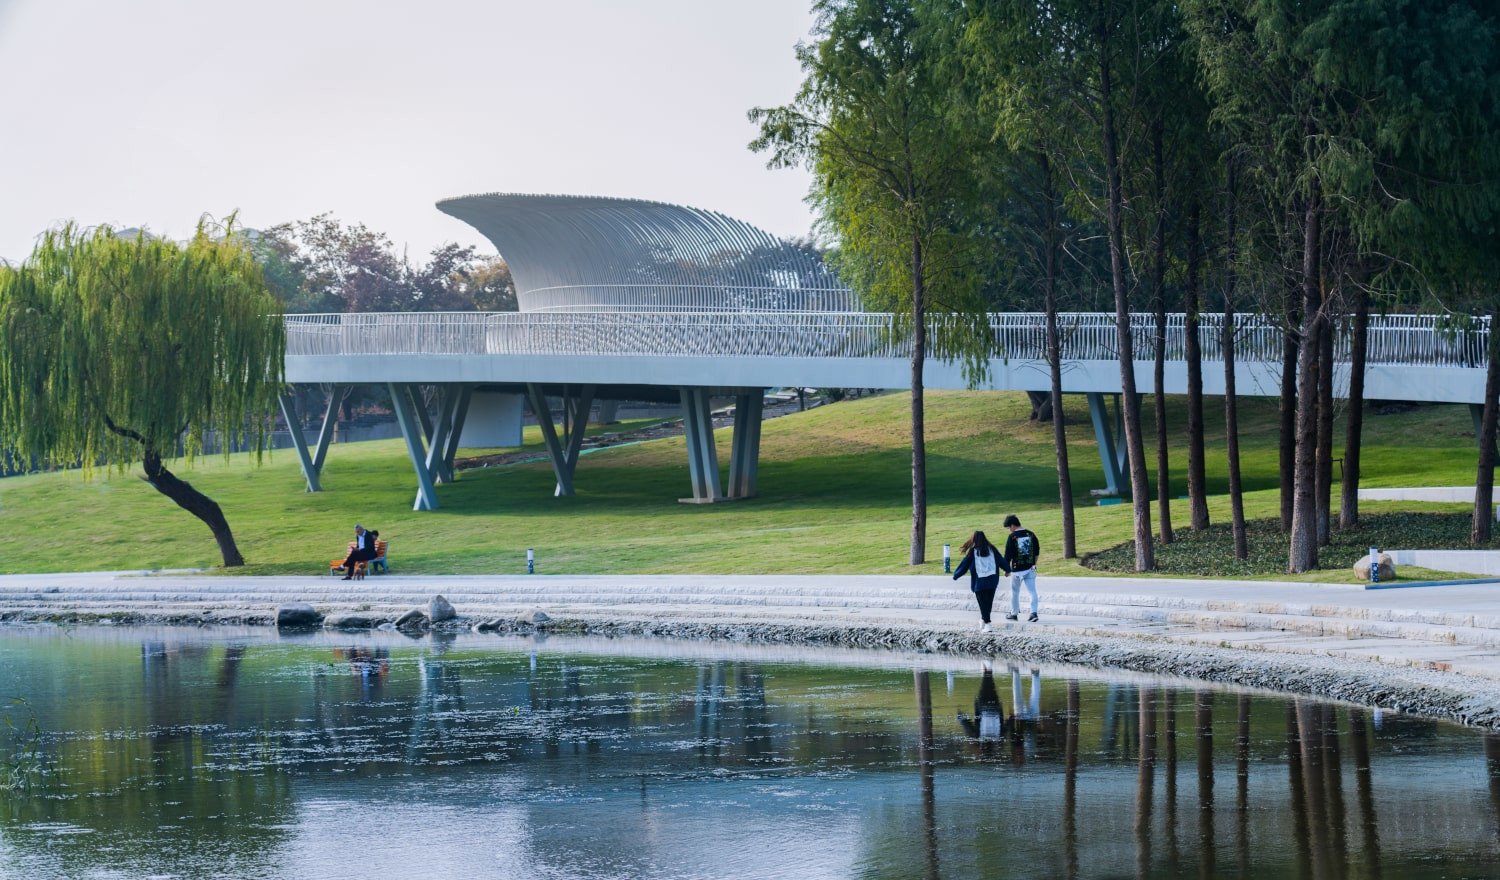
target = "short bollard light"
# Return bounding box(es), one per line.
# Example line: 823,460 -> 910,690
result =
1369,546 -> 1380,584
527,548 -> 535,575
943,544 -> 951,574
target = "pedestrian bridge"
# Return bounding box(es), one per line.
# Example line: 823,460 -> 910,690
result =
282,309 -> 1488,510
278,192 -> 1491,511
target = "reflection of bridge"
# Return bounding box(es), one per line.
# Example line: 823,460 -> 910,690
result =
279,193 -> 1491,511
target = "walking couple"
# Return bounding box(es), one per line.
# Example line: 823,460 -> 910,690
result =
951,515 -> 1040,634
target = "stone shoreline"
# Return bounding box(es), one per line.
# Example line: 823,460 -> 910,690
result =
6,604 -> 1499,731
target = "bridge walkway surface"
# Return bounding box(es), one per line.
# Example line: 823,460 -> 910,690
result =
4,572 -> 1500,692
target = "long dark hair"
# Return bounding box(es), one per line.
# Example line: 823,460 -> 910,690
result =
961,530 -> 993,557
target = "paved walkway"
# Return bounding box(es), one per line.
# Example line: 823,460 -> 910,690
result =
3,570 -> 1500,682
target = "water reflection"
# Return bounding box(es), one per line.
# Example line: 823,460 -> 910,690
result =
0,627 -> 1498,879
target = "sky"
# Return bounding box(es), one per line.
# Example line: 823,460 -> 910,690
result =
0,0 -> 820,264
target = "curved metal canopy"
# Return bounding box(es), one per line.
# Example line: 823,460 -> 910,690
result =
436,192 -> 855,313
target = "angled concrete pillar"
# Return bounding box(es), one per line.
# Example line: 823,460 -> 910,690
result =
728,390 -> 764,499
279,391 -> 320,493
442,384 -> 475,476
596,399 -> 620,425
410,384 -> 436,449
312,385 -> 351,473
390,382 -> 439,511
526,383 -> 595,496
680,387 -> 723,503
424,384 -> 460,485
1087,392 -> 1123,496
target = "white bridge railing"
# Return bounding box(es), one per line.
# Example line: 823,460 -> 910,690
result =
284,311 -> 1490,369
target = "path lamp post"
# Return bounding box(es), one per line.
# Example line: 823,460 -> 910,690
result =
527,547 -> 535,575
943,544 -> 951,573
1369,546 -> 1380,584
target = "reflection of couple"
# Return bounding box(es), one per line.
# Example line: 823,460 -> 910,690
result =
958,664 -> 1042,740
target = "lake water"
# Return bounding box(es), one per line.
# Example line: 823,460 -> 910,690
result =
0,625 -> 1496,879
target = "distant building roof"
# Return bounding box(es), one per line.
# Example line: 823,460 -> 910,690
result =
436,193 -> 854,313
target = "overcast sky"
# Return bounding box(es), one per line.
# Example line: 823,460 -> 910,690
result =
0,0 -> 819,264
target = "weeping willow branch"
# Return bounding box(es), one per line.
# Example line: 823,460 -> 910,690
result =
0,218 -> 285,568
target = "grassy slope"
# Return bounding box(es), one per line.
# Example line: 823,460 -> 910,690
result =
0,392 -> 1485,580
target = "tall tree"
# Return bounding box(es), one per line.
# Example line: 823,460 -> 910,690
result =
965,0 -> 1163,569
752,0 -> 990,565
1221,154 -> 1250,558
0,222 -> 285,566
960,3 -> 1098,560
1096,2 -> 1157,570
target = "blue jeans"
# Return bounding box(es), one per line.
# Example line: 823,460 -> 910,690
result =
1009,568 -> 1038,615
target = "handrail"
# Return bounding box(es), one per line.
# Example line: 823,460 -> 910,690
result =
283,311 -> 1490,368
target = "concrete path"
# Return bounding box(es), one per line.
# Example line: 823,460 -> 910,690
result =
3,570 -> 1499,682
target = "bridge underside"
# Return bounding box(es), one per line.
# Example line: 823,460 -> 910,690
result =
282,354 -> 1489,513
283,381 -> 767,511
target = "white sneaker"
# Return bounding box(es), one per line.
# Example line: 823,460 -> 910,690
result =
980,623 -> 993,634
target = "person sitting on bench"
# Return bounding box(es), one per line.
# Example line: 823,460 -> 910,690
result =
338,524 -> 377,581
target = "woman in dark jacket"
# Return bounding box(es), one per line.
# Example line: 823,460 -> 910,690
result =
952,530 -> 1006,633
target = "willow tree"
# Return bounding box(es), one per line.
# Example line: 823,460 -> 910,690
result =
0,222 -> 285,567
751,0 -> 991,565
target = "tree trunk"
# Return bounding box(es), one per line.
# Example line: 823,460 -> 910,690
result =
1098,18 -> 1154,571
1315,285 -> 1335,547
1042,155 -> 1077,559
1151,120 -> 1174,545
1280,276 -> 1299,532
1289,181 -> 1323,573
1473,303 -> 1500,544
1222,157 -> 1248,559
910,231 -> 928,565
1185,202 -> 1209,531
1339,276 -> 1370,529
142,448 -> 245,567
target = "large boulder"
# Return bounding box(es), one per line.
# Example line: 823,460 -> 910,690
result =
275,603 -> 322,628
324,612 -> 380,630
394,608 -> 428,630
428,595 -> 456,623
521,609 -> 551,625
1354,552 -> 1397,583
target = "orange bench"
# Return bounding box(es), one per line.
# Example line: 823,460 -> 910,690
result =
329,540 -> 388,579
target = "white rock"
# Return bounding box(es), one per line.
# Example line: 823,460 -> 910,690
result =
428,594 -> 456,623
521,610 -> 551,625
1353,552 -> 1397,582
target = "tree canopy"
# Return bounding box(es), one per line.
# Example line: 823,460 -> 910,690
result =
0,220 -> 285,566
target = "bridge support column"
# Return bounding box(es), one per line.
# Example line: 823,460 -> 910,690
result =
527,383 -> 595,496
390,382 -> 440,511
279,391 -> 321,493
1087,392 -> 1126,496
442,384 -> 475,478
312,385 -> 351,476
409,385 -> 437,450
680,387 -> 723,503
727,390 -> 764,499
424,384 -> 461,485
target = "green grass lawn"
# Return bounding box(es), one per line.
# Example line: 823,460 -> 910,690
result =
0,391 -> 1488,581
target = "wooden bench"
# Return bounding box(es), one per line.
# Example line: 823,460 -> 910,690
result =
329,540 -> 389,579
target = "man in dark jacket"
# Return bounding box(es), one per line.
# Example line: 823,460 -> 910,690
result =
339,524 -> 377,580
1001,514 -> 1041,622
